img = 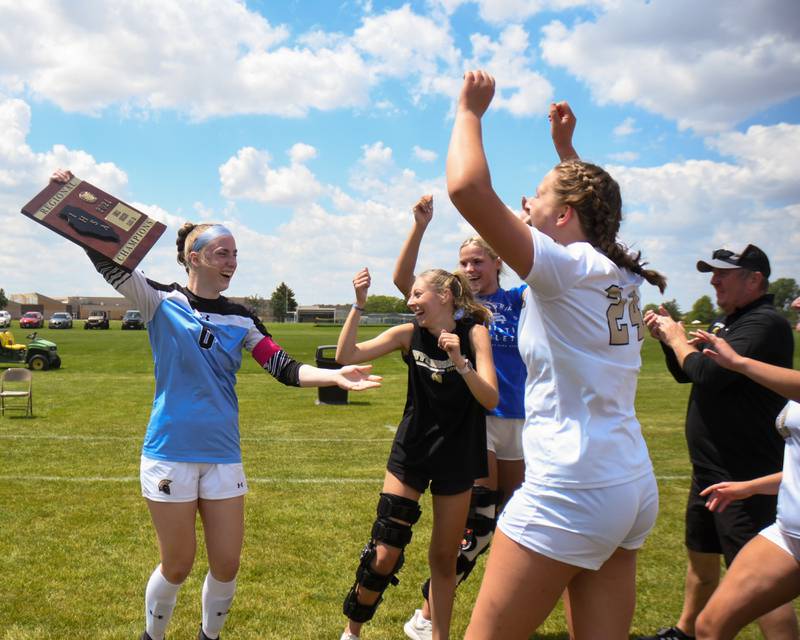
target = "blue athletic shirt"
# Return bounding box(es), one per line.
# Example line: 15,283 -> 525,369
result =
479,285 -> 526,419
89,253 -> 302,464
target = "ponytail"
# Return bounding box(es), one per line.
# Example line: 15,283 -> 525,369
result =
599,240 -> 667,294
553,159 -> 667,293
419,269 -> 493,325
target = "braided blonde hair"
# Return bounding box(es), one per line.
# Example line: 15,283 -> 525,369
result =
553,160 -> 666,292
419,268 -> 493,325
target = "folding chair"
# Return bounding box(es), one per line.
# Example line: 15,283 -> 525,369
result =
0,368 -> 33,417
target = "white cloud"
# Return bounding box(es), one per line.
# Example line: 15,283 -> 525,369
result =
6,76 -> 797,313
219,145 -> 323,206
360,142 -> 394,171
610,123 -> 800,306
706,124 -> 799,197
608,151 -> 639,162
0,2 -> 554,119
0,2 -> 373,118
434,0 -> 595,23
465,25 -> 553,117
541,0 -> 800,132
413,146 -> 438,162
352,5 -> 460,78
289,143 -> 318,164
613,117 -> 638,137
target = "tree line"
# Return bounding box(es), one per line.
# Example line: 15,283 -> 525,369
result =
643,277 -> 799,324
243,283 -> 409,322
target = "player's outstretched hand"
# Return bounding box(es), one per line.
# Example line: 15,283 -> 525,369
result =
690,329 -> 744,371
352,268 -> 371,307
50,169 -> 72,183
438,329 -> 465,368
549,101 -> 577,160
412,194 -> 433,228
458,70 -> 495,118
335,364 -> 382,391
699,480 -> 754,513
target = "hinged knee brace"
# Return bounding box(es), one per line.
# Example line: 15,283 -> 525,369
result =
342,493 -> 421,623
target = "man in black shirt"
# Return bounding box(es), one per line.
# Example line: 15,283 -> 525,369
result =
639,245 -> 796,640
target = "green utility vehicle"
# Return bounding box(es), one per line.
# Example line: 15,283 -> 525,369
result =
0,331 -> 61,370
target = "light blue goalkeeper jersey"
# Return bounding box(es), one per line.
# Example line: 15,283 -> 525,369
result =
90,256 -> 299,463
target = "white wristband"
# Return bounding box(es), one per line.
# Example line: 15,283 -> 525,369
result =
456,358 -> 473,375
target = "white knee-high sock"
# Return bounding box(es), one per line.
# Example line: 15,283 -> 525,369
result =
145,565 -> 182,640
201,572 -> 237,639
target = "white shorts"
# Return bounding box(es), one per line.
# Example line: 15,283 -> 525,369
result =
498,472 -> 659,570
486,416 -> 524,461
759,522 -> 800,562
140,455 -> 248,502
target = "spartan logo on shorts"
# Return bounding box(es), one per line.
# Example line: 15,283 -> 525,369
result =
158,479 -> 173,495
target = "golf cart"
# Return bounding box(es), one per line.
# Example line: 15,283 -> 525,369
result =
0,331 -> 61,371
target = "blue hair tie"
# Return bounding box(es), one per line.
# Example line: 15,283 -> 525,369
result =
191,225 -> 233,252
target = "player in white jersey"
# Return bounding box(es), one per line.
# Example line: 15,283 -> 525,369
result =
685,329 -> 800,640
444,72 -> 667,639
49,170 -> 380,640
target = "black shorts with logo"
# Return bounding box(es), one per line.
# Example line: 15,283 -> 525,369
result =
685,474 -> 777,566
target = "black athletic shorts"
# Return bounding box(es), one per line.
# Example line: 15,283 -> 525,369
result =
685,474 -> 778,566
386,463 -> 474,496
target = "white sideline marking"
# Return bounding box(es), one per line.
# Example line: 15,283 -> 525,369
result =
0,474 -> 692,484
0,434 -> 393,443
0,475 -> 380,484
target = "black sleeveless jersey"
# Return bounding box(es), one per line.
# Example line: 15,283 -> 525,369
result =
388,318 -> 488,481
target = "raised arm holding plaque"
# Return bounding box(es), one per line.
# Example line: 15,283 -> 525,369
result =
20,175 -> 166,271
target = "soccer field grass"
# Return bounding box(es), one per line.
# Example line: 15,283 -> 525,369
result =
2,325 -> 799,639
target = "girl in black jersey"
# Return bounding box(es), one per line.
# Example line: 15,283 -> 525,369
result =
336,267 -> 498,640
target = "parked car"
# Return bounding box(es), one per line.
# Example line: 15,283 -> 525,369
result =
121,309 -> 145,330
84,310 -> 110,329
0,311 -> 10,328
48,312 -> 73,329
0,330 -> 61,370
20,311 -> 44,329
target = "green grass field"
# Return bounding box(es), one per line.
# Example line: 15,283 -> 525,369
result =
2,324 -> 799,639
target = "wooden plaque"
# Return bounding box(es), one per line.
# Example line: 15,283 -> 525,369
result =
20,176 -> 166,271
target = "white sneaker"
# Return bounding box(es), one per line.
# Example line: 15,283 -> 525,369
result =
403,609 -> 433,640
340,632 -> 359,640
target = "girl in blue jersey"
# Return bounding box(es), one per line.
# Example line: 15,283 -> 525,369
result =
392,195 -> 526,640
336,266 -> 498,640
49,169 -> 381,640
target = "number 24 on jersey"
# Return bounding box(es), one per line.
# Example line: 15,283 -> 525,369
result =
605,285 -> 644,345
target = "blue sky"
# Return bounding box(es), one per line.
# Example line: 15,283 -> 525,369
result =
2,0 -> 799,311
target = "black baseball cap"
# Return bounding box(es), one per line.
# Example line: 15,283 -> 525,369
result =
697,244 -> 771,278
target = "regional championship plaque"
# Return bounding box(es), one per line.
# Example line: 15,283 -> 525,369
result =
20,175 -> 166,271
